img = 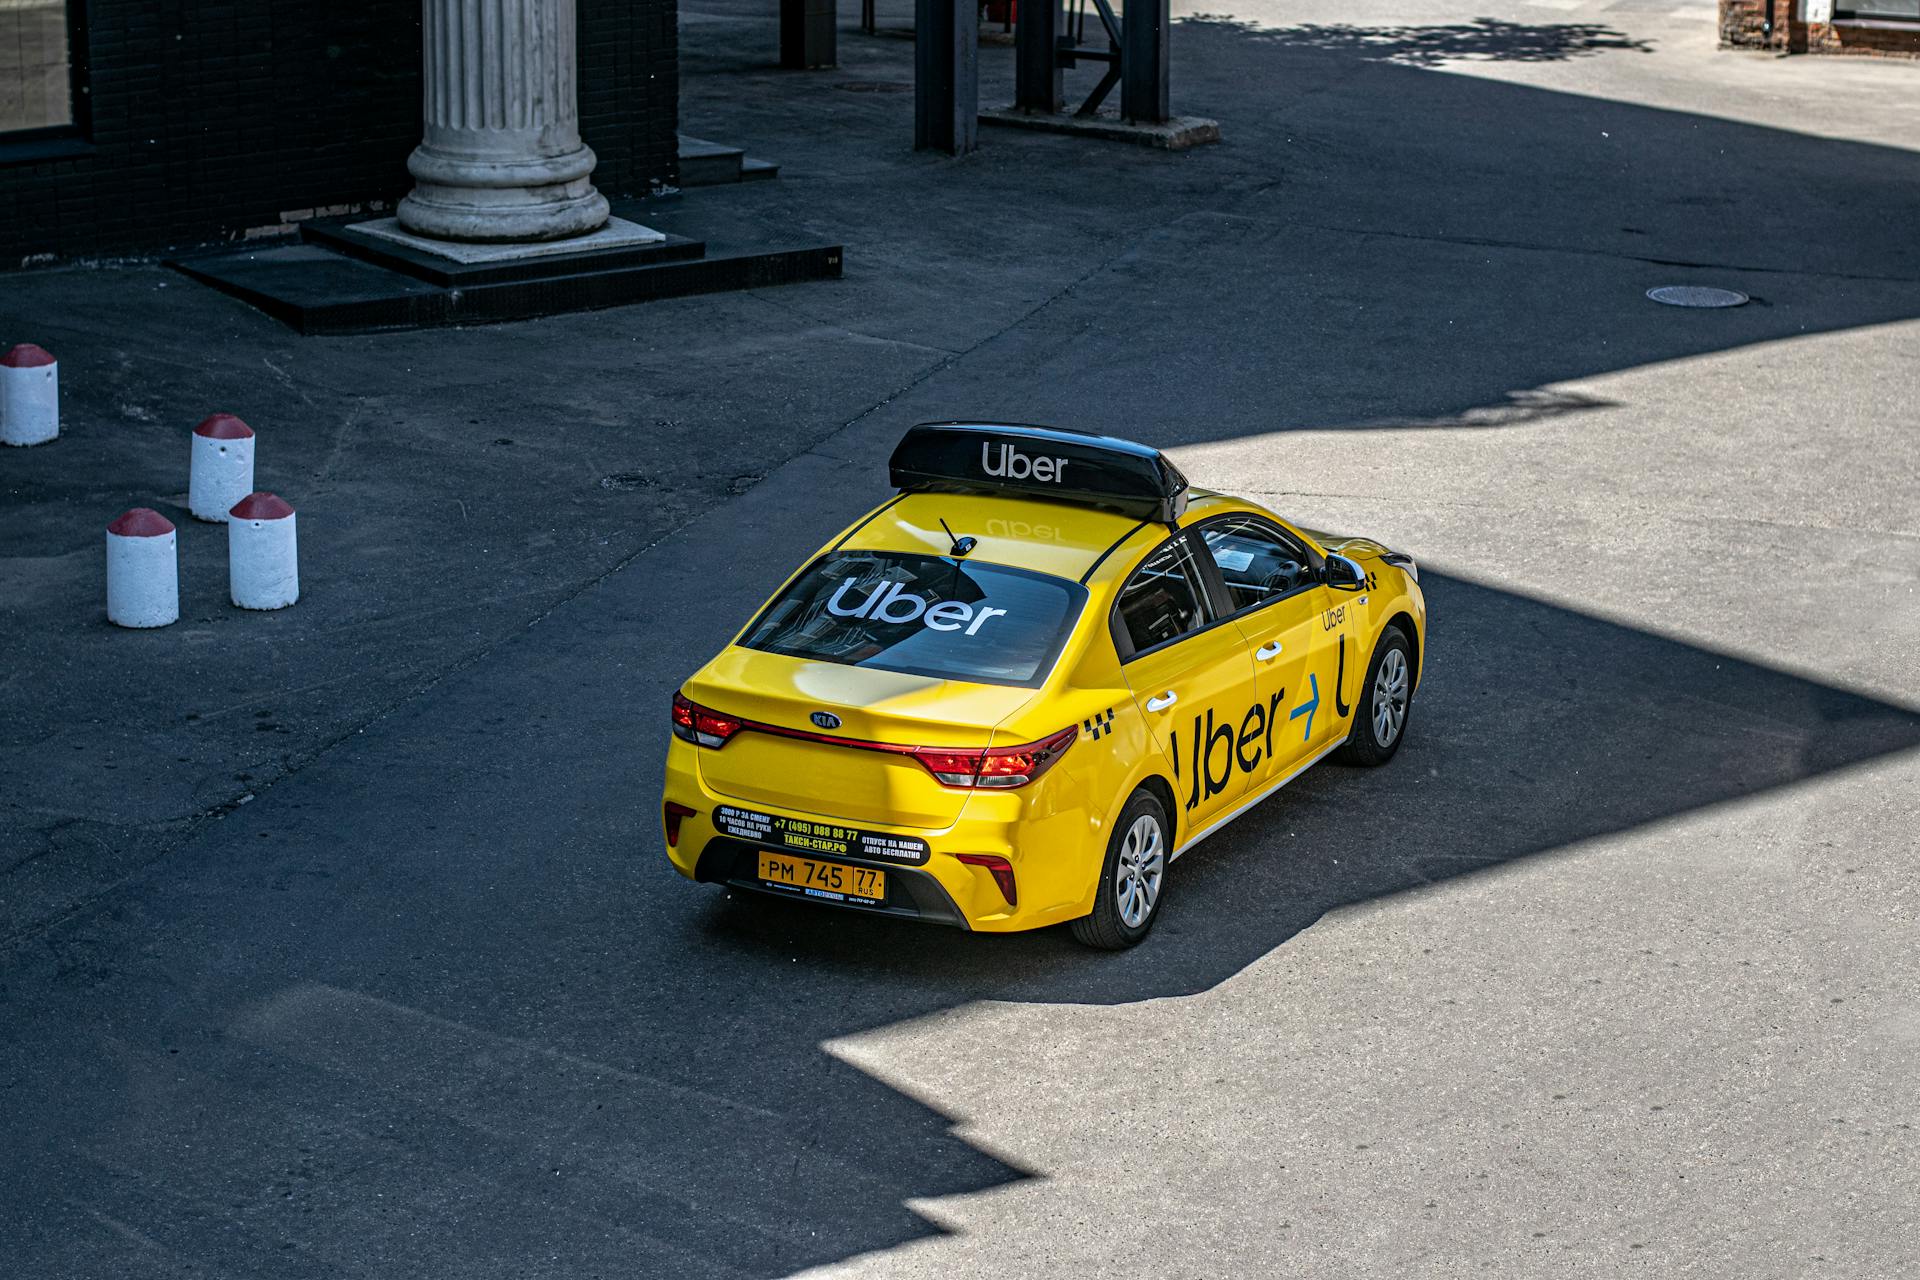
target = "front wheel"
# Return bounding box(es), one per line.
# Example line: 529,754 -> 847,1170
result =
1071,789 -> 1170,950
1335,627 -> 1413,766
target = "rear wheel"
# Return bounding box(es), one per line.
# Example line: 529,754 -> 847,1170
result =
1336,626 -> 1413,766
1071,789 -> 1170,950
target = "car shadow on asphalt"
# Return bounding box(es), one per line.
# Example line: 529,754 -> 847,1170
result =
648,570 -> 1920,1271
689,569 -> 1920,1007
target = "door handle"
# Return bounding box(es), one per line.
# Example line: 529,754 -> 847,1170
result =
1145,691 -> 1178,712
1256,641 -> 1283,661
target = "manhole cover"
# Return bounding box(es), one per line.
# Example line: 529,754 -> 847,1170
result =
833,80 -> 912,93
1646,285 -> 1749,308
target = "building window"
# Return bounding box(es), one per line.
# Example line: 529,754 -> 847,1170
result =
0,0 -> 79,135
1833,0 -> 1920,17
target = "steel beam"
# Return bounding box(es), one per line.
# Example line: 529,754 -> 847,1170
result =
915,0 -> 978,153
780,0 -> 837,69
1120,0 -> 1169,124
1015,0 -> 1064,114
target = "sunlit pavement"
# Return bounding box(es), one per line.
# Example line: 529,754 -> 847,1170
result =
4,0 -> 1919,1275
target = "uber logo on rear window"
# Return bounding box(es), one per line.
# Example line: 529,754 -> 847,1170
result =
826,579 -> 1008,634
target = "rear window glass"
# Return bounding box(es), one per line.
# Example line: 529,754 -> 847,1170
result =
740,551 -> 1084,687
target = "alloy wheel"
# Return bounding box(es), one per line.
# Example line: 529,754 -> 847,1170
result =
1115,813 -> 1165,928
1373,646 -> 1410,747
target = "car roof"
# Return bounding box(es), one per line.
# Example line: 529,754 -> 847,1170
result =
840,489 -> 1263,584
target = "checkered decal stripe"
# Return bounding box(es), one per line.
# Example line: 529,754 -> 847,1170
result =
1081,708 -> 1117,741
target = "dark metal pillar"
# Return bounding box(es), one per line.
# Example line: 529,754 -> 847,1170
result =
1014,0 -> 1063,114
780,0 -> 837,69
915,0 -> 978,153
1120,0 -> 1169,123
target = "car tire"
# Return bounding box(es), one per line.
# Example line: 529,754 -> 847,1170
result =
1071,789 -> 1171,950
1335,626 -> 1414,767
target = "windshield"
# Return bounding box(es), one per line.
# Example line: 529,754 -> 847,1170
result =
739,551 -> 1085,687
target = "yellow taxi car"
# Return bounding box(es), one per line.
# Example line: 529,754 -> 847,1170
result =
662,423 -> 1425,948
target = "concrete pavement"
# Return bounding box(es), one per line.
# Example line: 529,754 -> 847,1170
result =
4,0 -> 1919,1276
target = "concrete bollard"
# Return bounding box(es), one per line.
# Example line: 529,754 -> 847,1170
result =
106,508 -> 179,628
188,413 -> 256,521
1,343 -> 59,446
227,492 -> 298,610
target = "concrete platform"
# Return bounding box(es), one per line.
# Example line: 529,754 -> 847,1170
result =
167,199 -> 843,334
979,107 -> 1222,149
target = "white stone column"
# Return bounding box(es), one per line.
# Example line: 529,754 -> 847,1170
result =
398,0 -> 610,243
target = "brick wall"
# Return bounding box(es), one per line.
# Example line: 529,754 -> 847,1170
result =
1721,0 -> 1920,54
0,1 -> 679,266
1721,0 -> 1777,47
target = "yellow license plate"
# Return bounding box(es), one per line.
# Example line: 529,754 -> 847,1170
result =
757,851 -> 887,904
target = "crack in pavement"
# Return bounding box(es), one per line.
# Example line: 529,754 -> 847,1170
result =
1293,218 -> 1920,284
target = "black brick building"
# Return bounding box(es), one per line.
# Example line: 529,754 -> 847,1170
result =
0,1 -> 678,266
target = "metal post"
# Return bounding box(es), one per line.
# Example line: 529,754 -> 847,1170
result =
1014,0 -> 1063,113
915,0 -> 978,153
1120,0 -> 1169,124
780,0 -> 837,69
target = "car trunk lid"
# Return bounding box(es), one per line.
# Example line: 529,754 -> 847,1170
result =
685,650 -> 1039,829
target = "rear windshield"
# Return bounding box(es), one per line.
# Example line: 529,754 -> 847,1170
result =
740,551 -> 1085,687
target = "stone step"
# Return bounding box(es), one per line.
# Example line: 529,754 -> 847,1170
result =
678,135 -> 782,187
677,135 -> 745,186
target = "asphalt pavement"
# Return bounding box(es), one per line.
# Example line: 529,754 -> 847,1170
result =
3,0 -> 1919,1276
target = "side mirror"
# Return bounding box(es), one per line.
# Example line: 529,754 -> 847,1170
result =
1325,554 -> 1366,591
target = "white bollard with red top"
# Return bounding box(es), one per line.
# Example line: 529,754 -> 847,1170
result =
227,491 -> 298,610
1,343 -> 59,446
189,413 -> 256,521
105,508 -> 179,628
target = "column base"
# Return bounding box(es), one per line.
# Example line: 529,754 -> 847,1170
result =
398,143 -> 611,243
398,183 -> 611,244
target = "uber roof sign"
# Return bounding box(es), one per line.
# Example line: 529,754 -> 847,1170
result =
888,422 -> 1190,524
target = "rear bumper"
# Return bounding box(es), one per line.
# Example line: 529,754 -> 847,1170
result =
692,838 -> 971,929
661,738 -> 1101,932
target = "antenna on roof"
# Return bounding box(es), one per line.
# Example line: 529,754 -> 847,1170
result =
939,518 -> 977,558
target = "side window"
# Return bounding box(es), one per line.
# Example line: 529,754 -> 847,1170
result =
1114,536 -> 1212,656
1199,517 -> 1316,614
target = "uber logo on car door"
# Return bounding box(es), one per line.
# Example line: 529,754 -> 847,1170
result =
1168,693 -> 1287,812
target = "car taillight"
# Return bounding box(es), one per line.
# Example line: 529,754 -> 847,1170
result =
911,725 -> 1076,789
663,801 -> 696,847
955,853 -> 1018,905
671,691 -> 741,749
671,693 -> 1074,788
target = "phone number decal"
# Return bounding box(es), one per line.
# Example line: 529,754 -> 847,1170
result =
715,807 -> 931,865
